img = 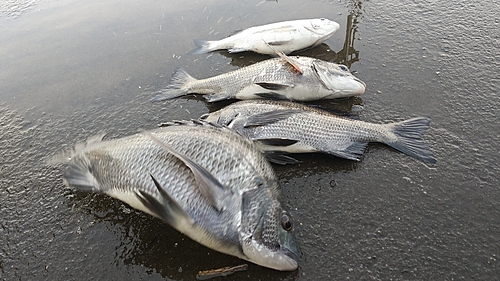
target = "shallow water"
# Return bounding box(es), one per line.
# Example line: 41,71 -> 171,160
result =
1,0 -> 499,280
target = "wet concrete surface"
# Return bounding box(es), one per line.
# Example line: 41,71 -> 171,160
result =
1,0 -> 499,280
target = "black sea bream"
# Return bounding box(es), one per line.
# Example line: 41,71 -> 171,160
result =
152,56 -> 365,102
52,120 -> 299,271
190,18 -> 340,55
201,100 -> 437,164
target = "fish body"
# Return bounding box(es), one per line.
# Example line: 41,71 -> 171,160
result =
53,120 -> 298,271
201,100 -> 437,164
190,18 -> 340,55
152,56 -> 365,102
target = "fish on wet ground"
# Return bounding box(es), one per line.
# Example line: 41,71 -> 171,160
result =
201,100 -> 437,164
51,120 -> 299,271
151,55 -> 365,102
189,18 -> 340,55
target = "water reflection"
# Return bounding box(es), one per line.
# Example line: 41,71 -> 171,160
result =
219,43 -> 338,67
336,14 -> 360,68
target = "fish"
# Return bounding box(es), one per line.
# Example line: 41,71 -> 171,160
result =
200,100 -> 437,164
189,18 -> 340,55
51,120 -> 299,271
151,56 -> 366,102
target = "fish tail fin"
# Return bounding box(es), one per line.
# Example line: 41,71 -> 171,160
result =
151,69 -> 197,102
384,117 -> 437,164
188,39 -> 219,55
48,134 -> 105,192
63,155 -> 101,192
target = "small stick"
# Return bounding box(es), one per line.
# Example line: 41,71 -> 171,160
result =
196,264 -> 248,280
263,40 -> 303,74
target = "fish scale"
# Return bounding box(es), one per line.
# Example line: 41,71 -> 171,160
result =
53,120 -> 299,271
152,56 -> 366,102
202,100 -> 437,164
189,18 -> 340,55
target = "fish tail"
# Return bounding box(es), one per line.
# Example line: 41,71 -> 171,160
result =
48,134 -> 105,192
151,69 -> 197,102
63,155 -> 101,192
384,117 -> 437,164
188,39 -> 218,55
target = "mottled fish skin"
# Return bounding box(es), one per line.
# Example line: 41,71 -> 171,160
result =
189,18 -> 340,55
151,56 -> 366,102
201,100 -> 437,164
52,120 -> 299,271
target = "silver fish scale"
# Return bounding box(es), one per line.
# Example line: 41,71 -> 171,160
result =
260,112 -> 386,150
71,122 -> 279,245
207,100 -> 389,151
188,58 -> 298,96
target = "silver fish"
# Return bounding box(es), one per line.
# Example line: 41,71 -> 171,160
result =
51,120 -> 299,271
189,18 -> 340,55
152,56 -> 366,102
201,100 -> 437,164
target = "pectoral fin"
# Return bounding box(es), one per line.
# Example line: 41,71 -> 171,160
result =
142,131 -> 228,212
243,109 -> 301,127
135,174 -> 194,226
255,82 -> 293,91
205,91 -> 233,102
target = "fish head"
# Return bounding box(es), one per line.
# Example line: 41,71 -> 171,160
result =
312,60 -> 366,97
304,18 -> 340,45
240,185 -> 299,271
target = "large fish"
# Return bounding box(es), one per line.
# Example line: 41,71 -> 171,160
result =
152,56 -> 366,102
189,18 -> 340,55
200,100 -> 437,164
51,120 -> 299,271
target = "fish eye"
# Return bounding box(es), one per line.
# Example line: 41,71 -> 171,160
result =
281,213 -> 293,231
339,65 -> 349,71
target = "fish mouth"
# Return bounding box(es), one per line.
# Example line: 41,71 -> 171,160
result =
242,236 -> 299,271
354,77 -> 366,94
304,21 -> 340,37
282,246 -> 300,268
280,248 -> 300,271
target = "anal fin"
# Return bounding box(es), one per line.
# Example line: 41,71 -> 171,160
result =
326,141 -> 368,161
264,151 -> 301,165
205,91 -> 233,102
